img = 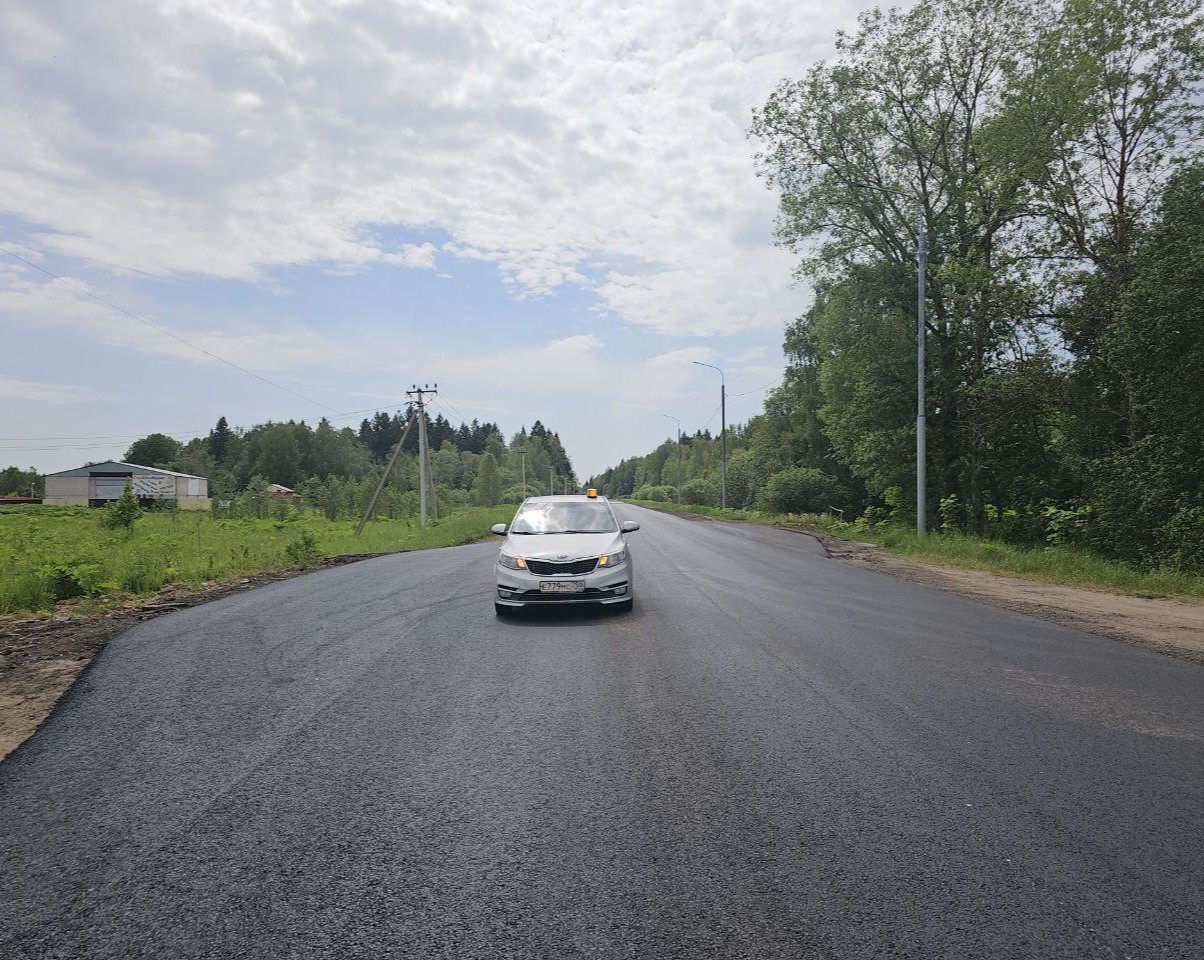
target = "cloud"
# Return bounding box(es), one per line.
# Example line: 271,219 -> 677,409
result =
382,242 -> 438,270
0,375 -> 96,404
0,0 -> 864,337
0,265 -> 359,373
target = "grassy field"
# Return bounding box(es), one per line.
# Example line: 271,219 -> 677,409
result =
0,504 -> 514,617
625,499 -> 1204,602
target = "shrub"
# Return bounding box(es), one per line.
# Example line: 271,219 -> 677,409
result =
939,495 -> 965,532
682,477 -> 719,506
632,484 -> 678,503
39,561 -> 101,601
757,467 -> 846,515
100,485 -> 142,531
284,531 -> 324,568
1043,502 -> 1095,548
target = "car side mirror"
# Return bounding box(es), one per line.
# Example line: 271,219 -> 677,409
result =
491,523 -> 507,535
620,520 -> 640,533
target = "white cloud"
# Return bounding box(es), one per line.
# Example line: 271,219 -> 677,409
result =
0,265 -> 359,373
0,0 -> 865,336
381,242 -> 438,270
0,375 -> 96,404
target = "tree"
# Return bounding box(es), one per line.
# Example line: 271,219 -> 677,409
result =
1085,164 -> 1204,569
125,433 -> 181,467
100,483 -> 142,531
207,416 -> 233,463
472,453 -> 500,506
253,425 -> 301,487
0,466 -> 42,497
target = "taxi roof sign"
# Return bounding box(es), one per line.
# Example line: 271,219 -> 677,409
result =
586,488 -> 598,498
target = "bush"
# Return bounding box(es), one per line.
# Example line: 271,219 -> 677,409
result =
1043,502 -> 1094,547
39,560 -> 101,601
632,484 -> 678,503
100,485 -> 142,531
757,467 -> 846,515
284,531 -> 324,568
682,477 -> 719,506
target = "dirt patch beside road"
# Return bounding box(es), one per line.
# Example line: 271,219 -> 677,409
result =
823,537 -> 1204,664
0,555 -> 382,762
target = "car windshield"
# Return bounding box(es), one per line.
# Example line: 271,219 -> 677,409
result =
510,501 -> 618,534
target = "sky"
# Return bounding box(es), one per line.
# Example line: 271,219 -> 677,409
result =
0,0 -> 873,479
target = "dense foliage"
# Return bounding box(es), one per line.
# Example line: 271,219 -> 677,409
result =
167,411 -> 578,520
593,0 -> 1204,572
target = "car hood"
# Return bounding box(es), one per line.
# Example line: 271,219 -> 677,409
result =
504,532 -> 623,560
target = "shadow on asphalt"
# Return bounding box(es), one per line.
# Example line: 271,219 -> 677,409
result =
496,604 -> 636,628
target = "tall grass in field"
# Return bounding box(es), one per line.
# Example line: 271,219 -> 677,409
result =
0,504 -> 514,616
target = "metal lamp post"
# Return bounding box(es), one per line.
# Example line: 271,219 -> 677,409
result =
659,413 -> 683,504
846,182 -> 927,534
691,361 -> 726,509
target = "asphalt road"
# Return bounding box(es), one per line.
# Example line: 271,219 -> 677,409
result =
3,504 -> 1203,959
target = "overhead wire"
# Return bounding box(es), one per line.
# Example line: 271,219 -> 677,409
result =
729,375 -> 784,398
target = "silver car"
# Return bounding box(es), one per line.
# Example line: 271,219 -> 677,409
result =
491,493 -> 638,614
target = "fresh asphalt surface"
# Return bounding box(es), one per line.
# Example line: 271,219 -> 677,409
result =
2,505 -> 1203,959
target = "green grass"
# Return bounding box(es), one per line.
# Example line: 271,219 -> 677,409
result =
0,504 -> 513,617
624,499 -> 1204,602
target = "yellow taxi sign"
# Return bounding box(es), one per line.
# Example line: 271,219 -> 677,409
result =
586,488 -> 598,498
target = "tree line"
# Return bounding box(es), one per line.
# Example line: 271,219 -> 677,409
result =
2,413 -> 578,521
593,0 -> 1204,572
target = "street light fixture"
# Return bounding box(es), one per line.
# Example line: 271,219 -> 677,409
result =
691,361 -> 726,509
659,413 -> 683,504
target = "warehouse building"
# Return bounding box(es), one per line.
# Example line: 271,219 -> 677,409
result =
43,461 -> 210,510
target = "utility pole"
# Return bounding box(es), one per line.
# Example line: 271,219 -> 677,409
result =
659,413 -> 682,504
916,230 -> 927,535
845,180 -> 927,533
407,383 -> 438,528
692,361 -> 726,508
355,408 -> 416,536
549,465 -> 554,495
520,451 -> 526,497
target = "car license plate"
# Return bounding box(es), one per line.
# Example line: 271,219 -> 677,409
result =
540,581 -> 585,594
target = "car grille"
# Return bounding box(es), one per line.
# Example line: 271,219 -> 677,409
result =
526,557 -> 598,576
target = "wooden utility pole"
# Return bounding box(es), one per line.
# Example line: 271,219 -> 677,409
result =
355,408 -> 416,536
407,384 -> 438,528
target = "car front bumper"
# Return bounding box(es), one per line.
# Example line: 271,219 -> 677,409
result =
495,560 -> 632,607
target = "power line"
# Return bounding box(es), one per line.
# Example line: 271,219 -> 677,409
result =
1,247 -> 342,414
729,375 -> 784,398
700,400 -> 723,431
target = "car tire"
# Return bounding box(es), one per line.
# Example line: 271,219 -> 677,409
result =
495,601 -> 513,617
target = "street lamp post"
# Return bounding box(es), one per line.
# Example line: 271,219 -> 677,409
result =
659,413 -> 683,504
847,182 -> 927,534
915,230 -> 927,535
691,361 -> 726,509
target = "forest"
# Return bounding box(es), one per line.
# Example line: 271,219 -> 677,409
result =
590,0 -> 1204,573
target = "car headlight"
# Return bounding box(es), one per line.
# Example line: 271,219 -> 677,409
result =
598,547 -> 627,567
498,551 -> 526,570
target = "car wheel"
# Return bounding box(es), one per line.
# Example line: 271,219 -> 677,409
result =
495,601 -> 513,617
